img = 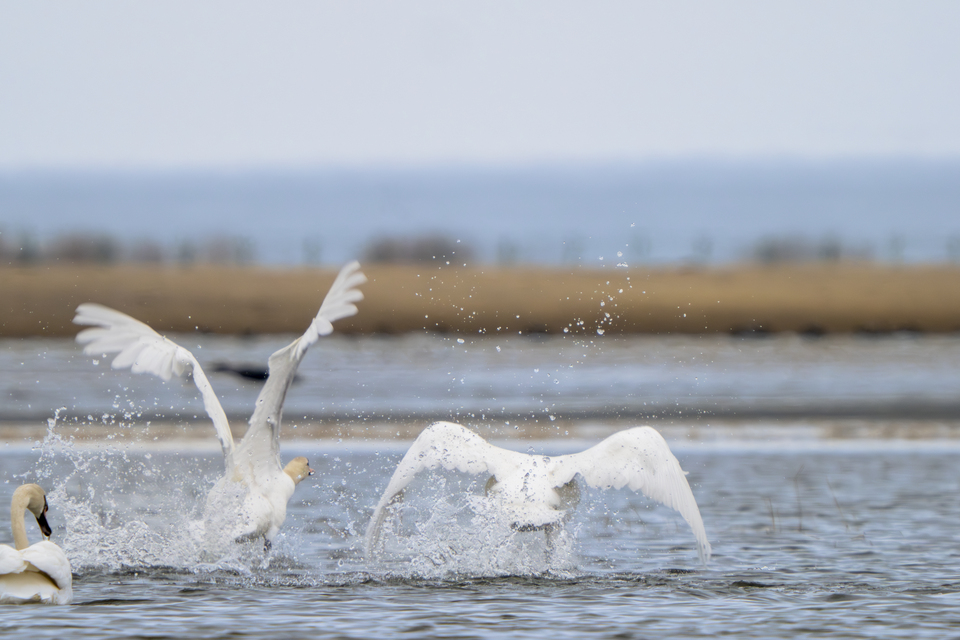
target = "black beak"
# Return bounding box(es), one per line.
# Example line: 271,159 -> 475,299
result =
36,511 -> 52,538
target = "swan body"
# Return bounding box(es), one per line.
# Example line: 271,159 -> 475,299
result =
366,422 -> 710,563
1,484 -> 73,605
75,261 -> 366,548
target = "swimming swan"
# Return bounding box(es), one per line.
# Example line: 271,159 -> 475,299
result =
74,261 -> 366,548
366,422 -> 710,563
0,484 -> 73,605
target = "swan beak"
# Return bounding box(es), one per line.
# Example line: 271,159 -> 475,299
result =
37,507 -> 53,538
307,466 -> 315,477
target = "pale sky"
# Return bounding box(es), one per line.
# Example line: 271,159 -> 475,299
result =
2,1 -> 959,168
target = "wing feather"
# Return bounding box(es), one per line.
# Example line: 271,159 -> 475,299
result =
364,422 -> 526,558
238,262 -> 366,465
74,303 -> 234,462
550,427 -> 711,562
0,542 -> 73,604
0,545 -> 25,575
19,542 -> 73,596
294,261 -> 367,359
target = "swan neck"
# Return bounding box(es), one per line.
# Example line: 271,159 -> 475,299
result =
10,493 -> 30,550
283,465 -> 305,485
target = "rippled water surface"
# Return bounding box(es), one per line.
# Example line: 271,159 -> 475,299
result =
3,334 -> 960,637
3,438 -> 960,638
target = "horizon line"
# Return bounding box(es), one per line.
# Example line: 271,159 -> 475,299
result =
3,154 -> 960,177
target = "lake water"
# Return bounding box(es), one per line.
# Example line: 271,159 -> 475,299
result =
2,333 -> 960,637
5,332 -> 960,424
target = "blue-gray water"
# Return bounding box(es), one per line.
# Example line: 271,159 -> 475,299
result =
4,439 -> 960,638
3,333 -> 960,637
3,161 -> 960,265
5,333 -> 960,423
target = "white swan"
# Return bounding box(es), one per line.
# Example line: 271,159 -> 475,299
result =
74,261 -> 366,549
1,484 -> 73,605
366,422 -> 710,563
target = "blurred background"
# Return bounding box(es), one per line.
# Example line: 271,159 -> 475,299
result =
5,8 -> 960,630
3,0 -> 960,426
2,2 -> 959,269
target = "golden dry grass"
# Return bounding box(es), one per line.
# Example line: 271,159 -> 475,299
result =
2,262 -> 960,337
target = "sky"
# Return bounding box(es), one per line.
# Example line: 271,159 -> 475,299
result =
2,1 -> 960,169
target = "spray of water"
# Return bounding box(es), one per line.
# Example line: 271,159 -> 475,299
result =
368,475 -> 580,578
31,410 -> 285,574
27,411 -> 583,579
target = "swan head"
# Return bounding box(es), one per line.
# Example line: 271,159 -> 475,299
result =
12,483 -> 52,537
283,457 -> 314,485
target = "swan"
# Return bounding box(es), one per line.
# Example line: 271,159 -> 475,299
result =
1,484 -> 73,605
366,422 -> 710,563
74,261 -> 366,549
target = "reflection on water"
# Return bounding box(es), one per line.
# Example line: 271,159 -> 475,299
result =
3,431 -> 960,637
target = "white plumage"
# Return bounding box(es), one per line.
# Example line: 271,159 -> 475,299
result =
366,422 -> 710,563
75,261 -> 366,548
1,484 -> 73,605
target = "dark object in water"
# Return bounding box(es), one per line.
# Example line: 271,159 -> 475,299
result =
211,362 -> 300,384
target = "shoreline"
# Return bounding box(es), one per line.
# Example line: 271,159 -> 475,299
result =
8,417 -> 960,447
2,263 -> 960,337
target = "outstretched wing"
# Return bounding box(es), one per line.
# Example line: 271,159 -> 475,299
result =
294,260 -> 367,360
235,262 -> 366,470
74,303 -> 234,461
364,421 -> 528,558
549,427 -> 711,563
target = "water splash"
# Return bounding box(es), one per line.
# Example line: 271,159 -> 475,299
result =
369,477 -> 579,578
30,413 -> 582,579
31,411 -> 284,573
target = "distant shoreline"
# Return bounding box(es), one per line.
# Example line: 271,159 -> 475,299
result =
2,263 -> 960,337
7,417 -> 960,447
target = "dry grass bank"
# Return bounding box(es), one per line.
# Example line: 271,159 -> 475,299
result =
2,263 -> 959,337
6,418 -> 960,446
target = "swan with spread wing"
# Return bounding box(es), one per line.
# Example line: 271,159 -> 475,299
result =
366,422 -> 710,563
74,261 -> 366,549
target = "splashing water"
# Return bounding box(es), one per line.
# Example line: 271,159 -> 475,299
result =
369,474 -> 580,578
23,412 -> 681,581
29,411 -> 284,573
